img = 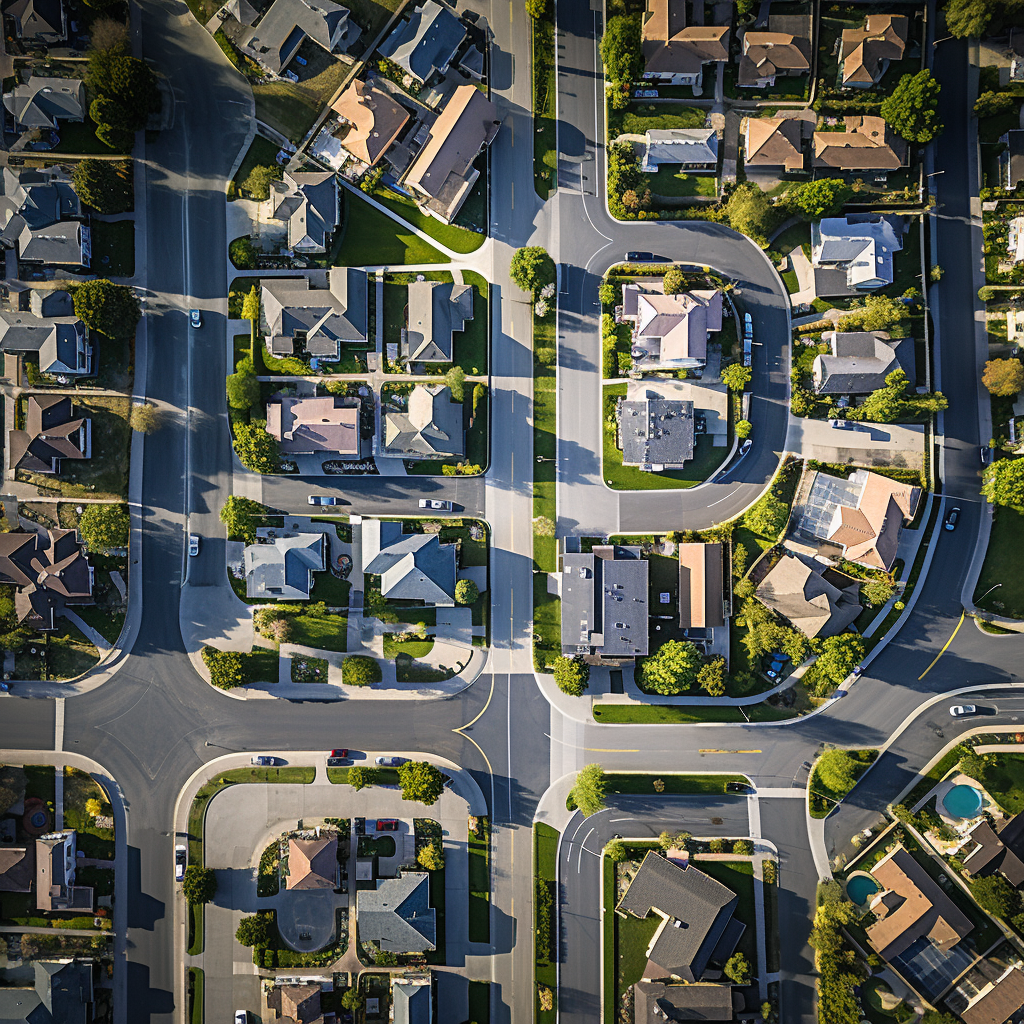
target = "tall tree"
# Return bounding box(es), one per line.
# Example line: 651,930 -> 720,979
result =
73,279 -> 141,339
640,640 -> 702,694
232,421 -> 279,474
219,495 -> 268,543
983,458 -> 1024,511
599,15 -> 642,85
553,655 -> 590,696
397,761 -> 445,805
510,246 -> 555,293
786,178 -> 850,219
725,183 -> 776,246
880,70 -> 943,144
77,503 -> 129,550
72,159 -> 133,213
982,358 -> 1024,397
569,763 -> 606,816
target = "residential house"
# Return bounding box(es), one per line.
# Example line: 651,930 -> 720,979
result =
0,166 -> 81,248
236,0 -> 361,76
266,394 -> 360,458
392,975 -> 432,1024
357,872 -> 436,952
617,387 -> 694,470
381,383 -> 464,460
812,116 -> 907,175
961,964 -> 1024,1024
621,280 -> 722,371
9,394 -> 90,475
379,0 -> 466,85
755,554 -> 861,639
267,982 -> 325,1024
0,844 -> 33,892
617,852 -> 744,981
268,170 -> 339,254
286,835 -> 337,890
560,544 -> 649,662
640,128 -> 718,174
243,531 -> 327,600
402,85 -> 500,224
331,79 -> 410,170
839,14 -> 908,88
810,214 -> 903,295
961,816 -> 1024,887
812,330 -> 915,395
261,269 -> 368,359
999,129 -> 1024,190
0,528 -> 93,630
17,217 -> 90,268
401,279 -> 473,363
744,115 -> 805,172
677,542 -> 725,632
641,0 -> 729,88
866,844 -> 973,962
737,16 -> 811,89
36,830 -> 92,911
0,960 -> 94,1024
3,75 -> 85,130
633,980 -> 741,1023
361,519 -> 457,606
4,0 -> 67,46
0,308 -> 92,377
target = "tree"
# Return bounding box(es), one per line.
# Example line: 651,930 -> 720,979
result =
662,267 -> 687,294
418,838 -> 445,871
445,365 -> 466,402
709,837 -> 723,853
95,123 -> 134,152
725,183 -> 775,246
455,579 -> 479,605
525,0 -> 547,17
812,635 -> 864,692
343,655 -> 381,687
182,865 -> 216,905
744,489 -> 788,539
87,18 -> 130,96
735,419 -> 752,440
73,279 -> 141,339
348,766 -> 379,790
230,237 -> 259,270
510,246 -> 555,293
814,750 -> 859,795
535,347 -> 556,366
242,164 -> 283,201
553,655 -> 590,696
242,285 -> 260,324
837,294 -> 908,333
599,15 -> 642,85
235,913 -> 270,947
787,178 -> 850,219
397,761 -> 445,805
226,363 -> 260,410
957,744 -> 987,780
971,874 -> 1019,918
724,952 -> 751,984
945,0 -> 1024,38
639,639 -> 702,694
72,159 -> 132,213
605,839 -> 627,862
201,647 -> 246,689
881,70 -> 943,144
862,579 -> 896,607
982,358 -> 1024,397
732,839 -> 753,856
340,989 -> 363,1012
976,91 -> 1018,120
130,402 -> 160,433
598,282 -> 617,306
533,515 -> 556,537
568,763 -> 606,817
762,860 -> 777,885
78,503 -> 129,551
219,495 -> 268,544
85,797 -> 105,816
697,657 -> 726,697
982,458 -> 1024,510
232,421 -> 279,474
721,364 -> 751,392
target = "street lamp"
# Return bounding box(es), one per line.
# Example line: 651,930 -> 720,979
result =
536,455 -> 554,463
926,170 -> 946,178
932,34 -> 954,46
977,583 -> 1003,606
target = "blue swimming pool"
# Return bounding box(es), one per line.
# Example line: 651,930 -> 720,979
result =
943,784 -> 984,819
846,873 -> 880,906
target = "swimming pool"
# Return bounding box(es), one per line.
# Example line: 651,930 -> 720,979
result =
846,873 -> 880,906
943,784 -> 984,819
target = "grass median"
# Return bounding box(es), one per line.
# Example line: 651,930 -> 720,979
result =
535,823 -> 558,1023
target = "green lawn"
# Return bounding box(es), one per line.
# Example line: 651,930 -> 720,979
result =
54,118 -> 126,155
533,13 -> 557,198
188,968 -> 204,1024
976,754 -> 1024,815
604,773 -> 750,795
371,183 -> 484,253
593,703 -> 747,723
382,634 -> 434,659
616,911 -> 660,1011
535,823 -> 558,1024
533,574 -> 561,673
334,191 -> 448,267
252,63 -> 348,145
90,220 -> 135,277
647,168 -> 718,197
773,221 -> 810,256
62,768 -> 115,859
468,981 -> 490,1024
459,271 -> 489,375
533,316 -> 557,572
469,816 -> 490,943
286,609 -> 347,653
608,102 -> 705,140
698,860 -> 757,965
975,506 -> 1024,619
229,136 -> 282,200
342,0 -> 403,37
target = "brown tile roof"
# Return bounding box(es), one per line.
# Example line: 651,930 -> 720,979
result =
744,116 -> 804,171
642,0 -> 729,76
677,542 -> 724,629
266,395 -> 359,456
738,30 -> 810,86
8,393 -> 88,474
840,14 -> 908,86
827,471 -> 919,570
332,79 -> 410,167
0,527 -> 92,629
286,836 -> 337,890
962,966 -> 1024,1024
812,116 -> 907,172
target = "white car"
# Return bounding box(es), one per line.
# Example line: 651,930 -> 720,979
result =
419,499 -> 453,511
235,1013 -> 247,1024
174,844 -> 187,882
950,704 -> 977,718
188,534 -> 200,556
189,309 -> 202,329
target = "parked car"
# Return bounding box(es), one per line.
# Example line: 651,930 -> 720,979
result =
419,499 -> 453,511
981,446 -> 990,465
354,817 -> 366,834
375,755 -> 403,767
283,69 -> 299,82
174,844 -> 187,882
327,758 -> 347,767
829,419 -> 853,430
330,748 -> 349,758
634,88 -> 659,98
375,819 -> 399,831
188,534 -> 200,556
945,507 -> 960,532
235,1012 -> 247,1024
308,495 -> 342,506
626,251 -> 656,262
189,309 -> 202,329
725,781 -> 750,793
294,55 -> 307,65
950,704 -> 977,718
251,755 -> 278,766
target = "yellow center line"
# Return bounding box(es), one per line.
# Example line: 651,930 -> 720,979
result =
918,611 -> 966,680
456,670 -> 495,731
699,749 -> 762,754
583,747 -> 641,753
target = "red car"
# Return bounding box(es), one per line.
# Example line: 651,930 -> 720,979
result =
376,819 -> 399,831
330,749 -> 349,758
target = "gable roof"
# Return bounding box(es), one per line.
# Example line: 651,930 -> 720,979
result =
642,0 -> 730,76
382,383 -> 464,459
826,469 -> 920,571
0,165 -> 80,247
840,14 -> 908,86
36,831 -> 93,912
744,116 -> 804,171
18,219 -> 88,266
1001,129 -> 1024,189
4,0 -> 65,42
402,280 -> 473,363
361,519 -> 457,605
3,75 -> 84,128
677,543 -> 724,629
240,0 -> 359,73
738,29 -> 810,86
266,394 -> 359,455
270,171 -> 339,253
755,554 -> 861,638
813,330 -> 914,394
0,960 -> 93,1024
962,965 -> 1024,1024
0,845 -> 33,892
243,531 -> 326,600
332,79 -> 410,166
812,116 -> 906,172
286,836 -> 337,890
0,528 -> 92,632
357,872 -> 436,951
643,128 -> 717,168
633,980 -> 738,1023
392,980 -> 431,1024
811,214 -> 903,290
625,283 -> 722,365
379,0 -> 466,83
9,393 -> 88,474
261,270 -> 367,354
962,820 -> 1024,887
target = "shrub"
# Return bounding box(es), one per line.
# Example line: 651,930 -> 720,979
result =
397,761 -> 445,805
568,763 -> 606,817
455,579 -> 479,605
235,913 -> 271,947
219,495 -> 269,544
242,164 -> 282,201
418,839 -> 445,871
343,655 -> 381,687
732,839 -> 753,856
78,503 -> 129,550
182,866 -> 216,905
201,647 -> 246,689
553,655 -> 589,696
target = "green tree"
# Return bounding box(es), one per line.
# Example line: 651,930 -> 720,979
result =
343,655 -> 382,686
569,763 -> 606,817
725,183 -> 775,246
73,279 -> 141,339
535,347 -> 556,366
230,237 -> 259,270
130,403 -> 160,434
182,865 -> 216,904
862,579 -> 896,607
815,750 -> 859,795
232,421 -> 279,474
956,744 -> 986,780
445,365 -> 466,402
235,913 -> 270,947
553,655 -> 590,696
639,639 -> 702,694
697,657 -> 726,697
732,839 -> 753,856
971,874 -> 1019,918
744,490 -> 788,539
241,285 -> 260,324
242,164 -> 283,201
721,364 -> 751,391
455,578 -> 479,605
86,18 -> 130,96
605,839 -> 627,862
226,361 -> 260,410
340,989 -> 363,1012
219,495 -> 268,544
982,358 -> 1024,397
921,1014 -> 960,1024
787,178 -> 850,219
836,294 -> 908,333
600,15 -> 642,85
348,765 -> 380,790
397,761 -> 445,805
945,0 -> 1024,38
525,0 -> 547,16
724,952 -> 751,984
510,246 -> 555,293
201,647 -> 246,689
77,503 -> 129,550
881,70 -> 943,144
417,839 -> 445,871
95,123 -> 134,152
598,282 -> 617,306
983,457 -> 1024,510
812,634 -> 864,692
735,419 -> 752,440
71,159 -> 133,213
662,267 -> 687,294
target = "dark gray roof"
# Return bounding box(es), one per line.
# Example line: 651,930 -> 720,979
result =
3,76 -> 85,128
617,852 -> 738,982
0,309 -> 88,375
0,166 -> 80,247
362,519 -> 456,604
243,532 -> 326,599
241,0 -> 360,73
30,288 -> 74,318
4,0 -> 66,43
261,269 -> 367,357
392,981 -> 431,1024
813,330 -> 914,395
401,280 -> 473,363
18,219 -> 88,266
380,0 -> 466,83
633,980 -> 738,1023
619,394 -> 694,466
0,960 -> 93,1024
357,873 -> 436,952
1004,129 -> 1024,189
270,170 -> 339,253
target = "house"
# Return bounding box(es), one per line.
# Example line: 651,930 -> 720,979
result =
267,981 -> 325,1024
737,19 -> 811,89
0,166 -> 81,248
3,75 -> 85,130
4,0 -> 66,45
0,960 -> 94,1024
812,330 -> 915,395
36,831 -> 92,911
0,844 -> 33,892
677,542 -> 725,631
621,280 -> 722,370
401,280 -> 473,363
560,544 -> 649,662
617,387 -> 694,470
236,0 -> 361,76
866,844 -> 973,962
617,852 -> 744,981
331,79 -> 410,169
379,0 -> 466,84
633,980 -> 741,1023
640,129 -> 718,173
266,394 -> 360,457
744,115 -> 805,172
839,14 -> 908,88
392,975 -> 432,1024
999,129 -> 1024,190
810,215 -> 903,294
0,529 -> 93,630
962,820 -> 1024,887
9,394 -> 90,474
261,270 -> 368,359
286,835 -> 337,890
381,383 -> 464,460
357,872 -> 436,952
17,218 -> 90,268
243,531 -> 327,601
361,519 -> 457,606
812,116 -> 907,174
641,0 -> 729,88
755,555 -> 861,639
402,85 -> 500,224
268,170 -> 339,254
961,964 -> 1024,1024
0,309 -> 92,376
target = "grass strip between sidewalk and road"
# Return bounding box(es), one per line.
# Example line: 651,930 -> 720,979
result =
603,773 -> 751,795
534,823 -> 558,1024
188,967 -> 204,1024
469,816 -> 491,943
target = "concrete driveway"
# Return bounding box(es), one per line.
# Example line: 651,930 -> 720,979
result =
786,416 -> 926,471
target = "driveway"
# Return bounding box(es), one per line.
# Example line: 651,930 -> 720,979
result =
786,416 -> 926,471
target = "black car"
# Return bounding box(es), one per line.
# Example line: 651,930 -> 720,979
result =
327,757 -> 348,767
354,817 -> 366,835
626,251 -> 665,263
945,507 -> 960,531
725,781 -> 751,793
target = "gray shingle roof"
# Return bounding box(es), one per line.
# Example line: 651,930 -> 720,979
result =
5,0 -> 66,43
240,0 -> 360,73
643,128 -> 718,168
357,872 -> 436,952
633,980 -> 738,1022
392,981 -> 431,1024
18,219 -> 88,266
812,330 -> 914,395
0,166 -> 80,248
401,280 -> 473,363
261,269 -> 367,358
244,532 -> 326,599
619,394 -> 694,466
270,170 -> 339,254
382,383 -> 464,459
380,0 -> 466,83
0,960 -> 93,1024
3,76 -> 84,128
361,519 -> 456,605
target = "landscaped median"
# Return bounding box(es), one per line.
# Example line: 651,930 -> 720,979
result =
531,0 -> 557,198
534,822 -> 559,1023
